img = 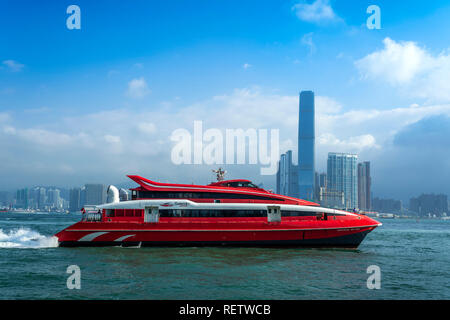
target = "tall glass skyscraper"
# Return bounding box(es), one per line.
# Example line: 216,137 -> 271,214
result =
276,150 -> 299,198
85,184 -> 107,205
327,153 -> 358,209
298,91 -> 315,201
358,161 -> 371,210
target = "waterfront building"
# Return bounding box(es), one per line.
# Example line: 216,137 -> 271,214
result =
84,184 -> 107,205
69,188 -> 81,212
276,150 -> 299,198
315,172 -> 327,201
0,191 -> 12,207
318,188 -> 345,209
327,152 -> 358,209
298,91 -> 315,201
15,188 -> 29,209
358,161 -> 371,211
36,187 -> 47,209
80,186 -> 86,208
372,197 -> 402,213
47,189 -> 61,208
409,194 -> 448,217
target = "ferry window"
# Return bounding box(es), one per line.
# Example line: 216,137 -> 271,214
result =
116,209 -> 124,217
137,190 -> 280,201
125,209 -> 134,217
281,211 -> 315,217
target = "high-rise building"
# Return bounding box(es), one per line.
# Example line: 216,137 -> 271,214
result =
318,188 -> 345,209
327,152 -> 358,209
84,184 -> 106,205
358,161 -> 371,210
0,191 -> 12,207
15,188 -> 29,209
80,186 -> 86,208
409,194 -> 448,217
298,91 -> 315,201
314,172 -> 327,201
69,188 -> 81,212
276,150 -> 299,198
47,189 -> 61,208
373,197 -> 402,213
36,187 -> 47,209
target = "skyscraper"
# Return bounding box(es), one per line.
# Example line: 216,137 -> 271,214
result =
15,188 -> 29,209
327,152 -> 358,209
298,91 -> 315,201
276,150 -> 299,198
84,184 -> 107,205
357,161 -> 371,210
69,188 -> 81,212
47,188 -> 61,208
409,194 -> 448,217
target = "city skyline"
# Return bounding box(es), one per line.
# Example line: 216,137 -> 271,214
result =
1,1 -> 450,202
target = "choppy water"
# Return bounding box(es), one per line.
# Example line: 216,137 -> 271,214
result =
0,213 -> 449,299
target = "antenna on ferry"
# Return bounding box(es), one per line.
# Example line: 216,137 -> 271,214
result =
212,167 -> 227,182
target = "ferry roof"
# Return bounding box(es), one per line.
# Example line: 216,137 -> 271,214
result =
127,175 -> 319,206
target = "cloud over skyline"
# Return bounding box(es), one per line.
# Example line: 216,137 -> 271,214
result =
1,86 -> 449,201
1,2 -> 450,205
356,38 -> 450,103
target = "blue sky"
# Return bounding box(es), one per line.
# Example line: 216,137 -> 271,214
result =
1,0 -> 450,203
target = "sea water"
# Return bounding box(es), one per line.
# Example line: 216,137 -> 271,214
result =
0,213 -> 449,299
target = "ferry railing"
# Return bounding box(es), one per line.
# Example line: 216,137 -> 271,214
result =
82,212 -> 102,222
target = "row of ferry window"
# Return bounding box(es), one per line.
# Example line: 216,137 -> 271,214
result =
105,209 -> 328,218
132,191 -> 278,201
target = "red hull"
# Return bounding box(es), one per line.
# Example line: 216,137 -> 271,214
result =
56,216 -> 380,248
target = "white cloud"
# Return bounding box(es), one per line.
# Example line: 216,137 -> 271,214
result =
355,37 -> 450,102
104,135 -> 121,144
1,87 -> 450,193
0,112 -> 11,123
2,60 -> 25,72
137,122 -> 157,134
315,96 -> 342,114
318,133 -> 379,152
126,77 -> 150,99
243,63 -> 252,69
292,0 -> 341,24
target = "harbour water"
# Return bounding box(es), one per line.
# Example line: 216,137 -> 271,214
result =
0,213 -> 449,299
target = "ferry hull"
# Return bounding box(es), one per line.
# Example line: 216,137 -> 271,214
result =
56,225 -> 376,248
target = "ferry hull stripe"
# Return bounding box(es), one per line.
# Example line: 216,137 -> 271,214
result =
68,225 -> 379,233
114,234 -> 136,242
78,232 -> 109,241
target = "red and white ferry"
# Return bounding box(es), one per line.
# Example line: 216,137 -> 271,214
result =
55,172 -> 381,248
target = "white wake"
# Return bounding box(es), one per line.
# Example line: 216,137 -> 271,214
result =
0,228 -> 59,248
